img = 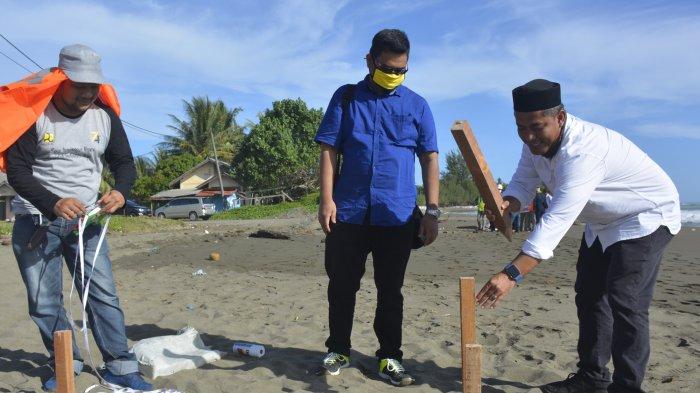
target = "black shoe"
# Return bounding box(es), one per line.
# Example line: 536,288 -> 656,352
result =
541,373 -> 610,393
319,352 -> 350,376
378,358 -> 414,387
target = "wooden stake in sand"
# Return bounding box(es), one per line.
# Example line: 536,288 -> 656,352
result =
53,330 -> 75,393
460,277 -> 482,393
451,121 -> 512,241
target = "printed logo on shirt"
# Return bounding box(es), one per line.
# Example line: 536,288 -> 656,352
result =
91,132 -> 100,143
42,133 -> 55,143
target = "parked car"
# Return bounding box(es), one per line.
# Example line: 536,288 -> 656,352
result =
116,199 -> 151,216
154,197 -> 216,220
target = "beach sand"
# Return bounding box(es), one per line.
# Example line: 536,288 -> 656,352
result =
0,211 -> 698,392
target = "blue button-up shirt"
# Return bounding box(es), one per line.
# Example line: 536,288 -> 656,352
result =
315,77 -> 438,226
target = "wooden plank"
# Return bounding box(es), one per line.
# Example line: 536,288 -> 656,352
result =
451,121 -> 512,241
462,344 -> 482,393
53,330 -> 74,393
460,277 -> 477,345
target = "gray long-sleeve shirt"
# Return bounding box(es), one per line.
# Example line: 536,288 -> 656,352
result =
6,100 -> 136,220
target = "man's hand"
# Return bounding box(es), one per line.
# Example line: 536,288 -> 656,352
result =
318,197 -> 337,234
476,272 -> 517,309
97,190 -> 125,214
53,198 -> 86,220
419,214 -> 438,246
485,196 -> 521,222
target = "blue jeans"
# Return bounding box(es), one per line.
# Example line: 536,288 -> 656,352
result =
12,214 -> 138,376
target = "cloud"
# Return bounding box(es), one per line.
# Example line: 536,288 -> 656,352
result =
0,0 -> 360,107
634,123 -> 700,140
1,0 -> 697,138
408,1 -> 700,121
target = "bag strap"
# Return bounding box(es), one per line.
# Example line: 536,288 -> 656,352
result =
335,84 -> 356,185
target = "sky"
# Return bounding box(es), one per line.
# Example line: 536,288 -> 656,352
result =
1,0 -> 699,202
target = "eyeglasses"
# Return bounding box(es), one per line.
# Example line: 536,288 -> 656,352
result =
367,56 -> 408,75
375,62 -> 408,75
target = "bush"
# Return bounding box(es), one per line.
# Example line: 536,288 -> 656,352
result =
106,215 -> 185,234
212,192 -> 319,220
0,221 -> 11,236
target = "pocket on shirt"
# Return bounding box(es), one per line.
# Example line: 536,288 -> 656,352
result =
384,114 -> 418,147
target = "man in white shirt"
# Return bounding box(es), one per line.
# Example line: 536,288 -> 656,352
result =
476,79 -> 681,393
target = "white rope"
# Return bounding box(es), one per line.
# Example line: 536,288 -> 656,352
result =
67,209 -> 185,393
66,207 -> 110,386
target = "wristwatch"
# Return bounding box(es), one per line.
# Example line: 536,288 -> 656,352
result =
425,207 -> 441,219
503,263 -> 523,284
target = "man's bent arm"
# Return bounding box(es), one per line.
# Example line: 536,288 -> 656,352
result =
103,106 -> 136,199
419,152 -> 439,208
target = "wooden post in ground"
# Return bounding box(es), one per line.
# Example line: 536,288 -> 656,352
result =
463,344 -> 483,393
53,330 -> 75,393
460,277 -> 481,393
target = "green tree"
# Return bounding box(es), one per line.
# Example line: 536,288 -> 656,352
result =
162,96 -> 245,162
442,150 -> 470,183
134,155 -> 156,178
131,153 -> 199,203
232,98 -> 323,190
416,150 -> 479,206
441,150 -> 479,205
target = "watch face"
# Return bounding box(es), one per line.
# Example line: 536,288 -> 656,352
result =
426,209 -> 441,218
505,264 -> 520,279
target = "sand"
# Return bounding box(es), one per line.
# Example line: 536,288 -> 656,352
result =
0,211 -> 698,392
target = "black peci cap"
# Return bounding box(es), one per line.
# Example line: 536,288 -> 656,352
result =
512,79 -> 561,112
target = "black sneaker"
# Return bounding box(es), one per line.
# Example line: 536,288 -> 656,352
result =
320,352 -> 350,376
378,358 -> 414,387
540,373 -> 610,393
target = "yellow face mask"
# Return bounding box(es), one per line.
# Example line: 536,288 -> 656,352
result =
372,68 -> 405,91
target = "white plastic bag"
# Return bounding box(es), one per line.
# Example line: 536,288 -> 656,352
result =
132,327 -> 222,379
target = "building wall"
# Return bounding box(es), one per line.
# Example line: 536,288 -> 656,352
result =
179,163 -> 216,190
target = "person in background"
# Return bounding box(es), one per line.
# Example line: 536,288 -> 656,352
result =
534,186 -> 548,224
477,196 -> 486,231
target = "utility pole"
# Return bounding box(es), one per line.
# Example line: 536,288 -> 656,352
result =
210,130 -> 227,209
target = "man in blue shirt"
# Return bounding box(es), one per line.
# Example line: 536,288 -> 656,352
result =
314,29 -> 440,387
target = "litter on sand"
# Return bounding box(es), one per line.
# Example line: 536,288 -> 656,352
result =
132,326 -> 223,379
192,268 -> 207,276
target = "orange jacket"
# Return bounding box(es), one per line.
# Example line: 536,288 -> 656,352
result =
0,68 -> 120,172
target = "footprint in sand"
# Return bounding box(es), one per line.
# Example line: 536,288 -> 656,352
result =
481,333 -> 500,346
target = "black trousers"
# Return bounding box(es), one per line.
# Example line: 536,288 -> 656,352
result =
575,226 -> 673,392
324,221 -> 414,361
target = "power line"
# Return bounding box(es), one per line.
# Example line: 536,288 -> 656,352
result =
0,48 -> 33,72
122,120 -> 171,138
0,32 -> 43,69
1,33 -> 175,156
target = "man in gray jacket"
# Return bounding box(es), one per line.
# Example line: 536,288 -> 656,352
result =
6,44 -> 152,391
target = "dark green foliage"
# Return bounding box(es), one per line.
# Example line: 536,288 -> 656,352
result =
417,150 -> 480,206
232,98 -> 323,190
162,96 -> 245,162
131,153 -> 199,203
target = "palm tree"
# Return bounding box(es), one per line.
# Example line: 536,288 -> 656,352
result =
134,155 -> 155,178
161,96 -> 244,162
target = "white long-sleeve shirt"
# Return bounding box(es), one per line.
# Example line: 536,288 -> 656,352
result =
503,114 -> 681,260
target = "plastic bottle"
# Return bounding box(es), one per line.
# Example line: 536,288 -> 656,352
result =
232,342 -> 265,357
